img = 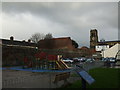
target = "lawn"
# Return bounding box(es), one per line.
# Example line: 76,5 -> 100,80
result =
67,68 -> 120,88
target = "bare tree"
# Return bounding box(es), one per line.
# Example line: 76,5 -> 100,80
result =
44,33 -> 53,39
72,39 -> 79,48
44,33 -> 54,48
30,33 -> 45,43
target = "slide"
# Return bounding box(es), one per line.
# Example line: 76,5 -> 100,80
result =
56,60 -> 69,69
56,61 -> 62,70
60,60 -> 69,69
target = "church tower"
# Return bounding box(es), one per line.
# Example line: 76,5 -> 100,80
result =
90,29 -> 98,48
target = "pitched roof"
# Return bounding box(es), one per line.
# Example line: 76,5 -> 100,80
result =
79,46 -> 89,50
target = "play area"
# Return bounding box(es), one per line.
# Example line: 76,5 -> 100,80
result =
2,52 -> 73,88
21,52 -> 69,71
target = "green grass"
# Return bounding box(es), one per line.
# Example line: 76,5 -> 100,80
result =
67,68 -> 120,88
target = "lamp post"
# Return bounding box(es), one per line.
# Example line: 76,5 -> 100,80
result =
102,49 -> 104,58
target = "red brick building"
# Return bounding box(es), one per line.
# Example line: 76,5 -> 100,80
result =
38,37 -> 75,50
78,46 -> 90,57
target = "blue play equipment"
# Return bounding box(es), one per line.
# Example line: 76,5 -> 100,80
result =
9,66 -> 71,72
0,67 -> 7,70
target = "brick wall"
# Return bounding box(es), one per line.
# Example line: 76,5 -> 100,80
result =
38,37 -> 75,50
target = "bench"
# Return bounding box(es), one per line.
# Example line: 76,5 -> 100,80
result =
53,72 -> 70,84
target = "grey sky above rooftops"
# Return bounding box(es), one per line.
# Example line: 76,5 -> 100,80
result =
2,2 -> 118,47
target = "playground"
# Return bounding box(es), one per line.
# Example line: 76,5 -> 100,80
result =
2,51 -> 74,88
1,51 -> 108,88
22,52 -> 70,70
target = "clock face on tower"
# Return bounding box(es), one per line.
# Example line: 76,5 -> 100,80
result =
92,37 -> 95,41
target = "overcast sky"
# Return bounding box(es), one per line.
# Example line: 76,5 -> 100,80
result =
2,2 -> 118,47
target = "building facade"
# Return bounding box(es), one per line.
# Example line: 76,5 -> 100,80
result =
1,36 -> 37,66
90,29 -> 120,49
95,44 -> 109,52
90,29 -> 98,48
102,43 -> 120,58
38,37 -> 75,50
90,29 -> 120,59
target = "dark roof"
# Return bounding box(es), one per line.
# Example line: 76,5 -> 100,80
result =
52,37 -> 71,40
39,37 -> 71,41
79,46 -> 89,50
98,40 -> 120,43
97,43 -> 109,45
1,39 -> 36,47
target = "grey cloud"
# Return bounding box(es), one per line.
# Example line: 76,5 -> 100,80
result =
2,2 -> 118,47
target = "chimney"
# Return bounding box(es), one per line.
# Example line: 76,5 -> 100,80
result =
22,40 -> 26,42
28,39 -> 31,43
10,36 -> 14,41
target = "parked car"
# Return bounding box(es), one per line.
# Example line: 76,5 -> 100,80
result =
103,57 -> 117,67
79,57 -> 86,62
73,57 -> 86,62
85,58 -> 95,63
109,57 -> 117,63
62,58 -> 74,63
73,58 -> 79,62
102,57 -> 109,62
102,57 -> 117,63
